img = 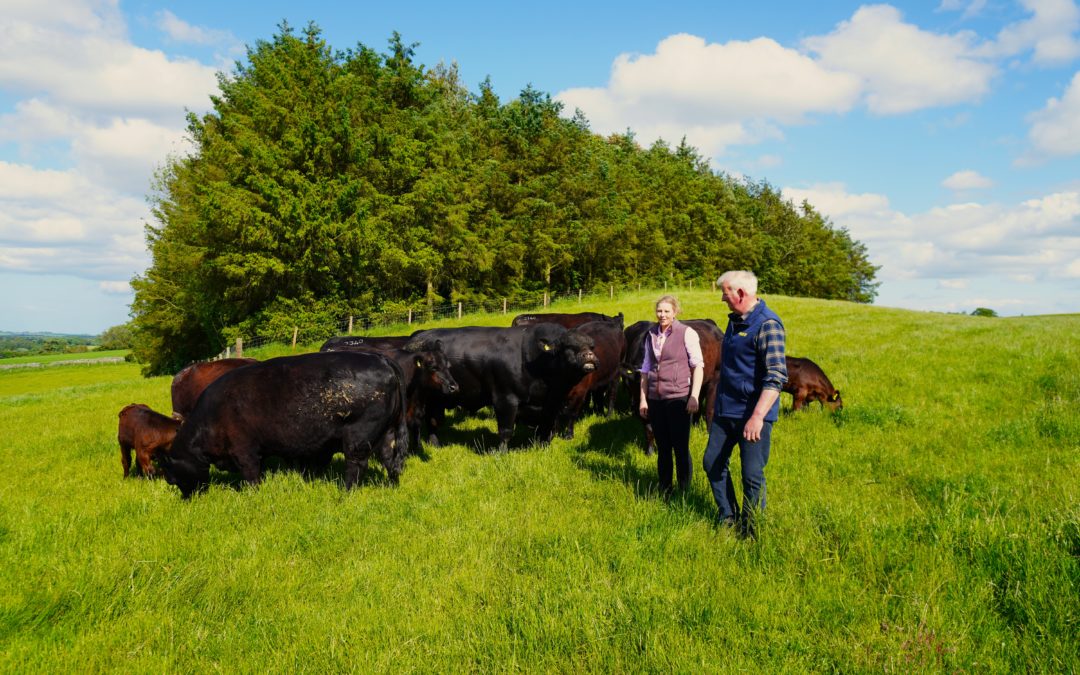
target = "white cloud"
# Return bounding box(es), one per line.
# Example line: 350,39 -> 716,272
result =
155,10 -> 237,47
803,5 -> 997,114
1025,71 -> 1080,159
943,169 -> 995,190
938,278 -> 970,289
0,161 -> 150,278
979,0 -> 1080,65
939,0 -> 990,19
780,183 -> 1080,286
0,6 -> 218,120
99,280 -> 132,295
557,33 -> 860,158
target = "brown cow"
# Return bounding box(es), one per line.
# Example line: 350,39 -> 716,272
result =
784,356 -> 843,411
511,311 -> 623,330
118,404 -> 181,477
170,358 -> 257,421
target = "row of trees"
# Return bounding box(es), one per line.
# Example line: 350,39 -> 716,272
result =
131,24 -> 879,375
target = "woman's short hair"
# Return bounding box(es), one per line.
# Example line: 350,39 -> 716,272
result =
717,271 -> 758,296
655,294 -> 681,314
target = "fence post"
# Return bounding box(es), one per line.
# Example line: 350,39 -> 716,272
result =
712,280 -> 716,292
292,327 -> 298,350
348,315 -> 353,334
610,285 -> 614,299
236,337 -> 243,359
664,280 -> 668,291
226,345 -> 231,358
503,298 -> 507,314
457,302 -> 462,319
544,292 -> 549,307
408,309 -> 413,325
690,280 -> 693,290
578,289 -> 582,302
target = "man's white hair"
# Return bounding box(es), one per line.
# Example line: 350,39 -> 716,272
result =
717,270 -> 758,296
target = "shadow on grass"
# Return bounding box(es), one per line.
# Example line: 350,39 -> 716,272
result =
572,415 -> 719,522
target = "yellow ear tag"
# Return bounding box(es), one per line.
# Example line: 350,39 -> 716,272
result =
542,344 -> 552,351
415,357 -> 423,368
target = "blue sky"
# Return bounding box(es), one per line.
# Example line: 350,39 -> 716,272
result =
2,1 -> 1078,333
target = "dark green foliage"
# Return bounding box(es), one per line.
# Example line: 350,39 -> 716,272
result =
131,24 -> 879,375
971,307 -> 998,317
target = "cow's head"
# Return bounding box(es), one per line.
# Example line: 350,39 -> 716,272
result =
405,339 -> 459,395
826,390 -> 843,412
558,329 -> 598,374
153,429 -> 210,499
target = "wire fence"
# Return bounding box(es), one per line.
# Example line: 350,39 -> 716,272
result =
213,280 -> 719,359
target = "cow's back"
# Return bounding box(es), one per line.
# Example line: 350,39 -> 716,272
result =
171,358 -> 257,420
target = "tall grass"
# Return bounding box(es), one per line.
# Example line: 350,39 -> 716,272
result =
1,292 -> 1076,672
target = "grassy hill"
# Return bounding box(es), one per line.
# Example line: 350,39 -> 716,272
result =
0,290 -> 1076,671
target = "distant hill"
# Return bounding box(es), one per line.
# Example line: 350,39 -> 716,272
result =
0,331 -> 99,358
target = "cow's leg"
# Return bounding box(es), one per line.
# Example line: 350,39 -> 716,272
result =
793,393 -> 806,411
231,447 -> 262,487
425,406 -> 445,447
493,400 -> 518,452
120,442 -> 133,478
135,443 -> 156,478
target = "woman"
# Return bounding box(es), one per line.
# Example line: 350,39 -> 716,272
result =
639,295 -> 704,496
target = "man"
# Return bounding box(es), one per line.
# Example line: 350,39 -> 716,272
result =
703,270 -> 787,539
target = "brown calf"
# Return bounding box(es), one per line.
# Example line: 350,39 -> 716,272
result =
783,356 -> 843,412
118,403 -> 181,477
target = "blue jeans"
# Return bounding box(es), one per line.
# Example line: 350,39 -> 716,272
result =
702,417 -> 772,524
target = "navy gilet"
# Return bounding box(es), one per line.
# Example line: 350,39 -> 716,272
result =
716,300 -> 783,422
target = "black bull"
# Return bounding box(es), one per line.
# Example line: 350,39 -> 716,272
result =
414,324 -> 598,451
156,351 -> 410,498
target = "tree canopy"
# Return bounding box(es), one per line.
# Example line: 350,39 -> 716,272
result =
131,24 -> 879,375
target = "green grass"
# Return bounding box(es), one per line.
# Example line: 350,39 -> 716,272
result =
1,291 -> 1077,672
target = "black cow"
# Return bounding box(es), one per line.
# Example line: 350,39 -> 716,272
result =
414,324 -> 598,451
155,351 -> 409,498
510,311 -> 623,330
558,319 -> 627,439
322,337 -> 459,452
621,318 -> 723,455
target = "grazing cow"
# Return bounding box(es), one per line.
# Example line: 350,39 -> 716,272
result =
155,351 -> 409,498
511,311 -> 623,330
322,337 -> 459,452
784,356 -> 843,412
117,404 -> 181,478
171,358 -> 258,421
414,324 -> 598,451
621,318 -> 724,455
320,335 -> 415,353
558,319 -> 627,439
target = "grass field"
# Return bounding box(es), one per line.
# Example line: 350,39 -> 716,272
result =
1,291 -> 1077,672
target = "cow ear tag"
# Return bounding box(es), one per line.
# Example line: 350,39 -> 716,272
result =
542,343 -> 552,351
415,357 -> 423,368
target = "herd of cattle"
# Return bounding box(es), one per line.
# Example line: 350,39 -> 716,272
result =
118,311 -> 842,498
